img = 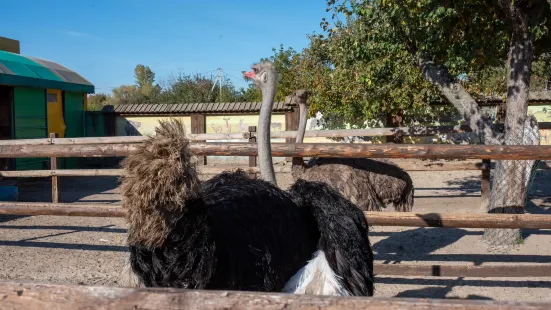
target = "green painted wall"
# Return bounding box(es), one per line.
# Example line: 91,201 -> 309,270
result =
85,112 -> 106,137
63,91 -> 85,168
13,87 -> 48,170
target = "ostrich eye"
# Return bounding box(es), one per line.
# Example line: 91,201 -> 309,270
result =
253,67 -> 259,74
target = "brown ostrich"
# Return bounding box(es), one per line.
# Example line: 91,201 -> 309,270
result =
290,89 -> 415,212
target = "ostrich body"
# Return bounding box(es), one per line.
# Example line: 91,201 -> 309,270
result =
290,90 -> 415,212
121,61 -> 374,296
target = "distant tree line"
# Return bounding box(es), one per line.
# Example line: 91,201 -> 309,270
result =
89,0 -> 551,131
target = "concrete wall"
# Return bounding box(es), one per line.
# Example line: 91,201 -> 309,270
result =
205,114 -> 287,165
115,115 -> 192,137
113,113 -> 288,165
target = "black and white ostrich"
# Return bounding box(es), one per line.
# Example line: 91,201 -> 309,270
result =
119,60 -> 374,296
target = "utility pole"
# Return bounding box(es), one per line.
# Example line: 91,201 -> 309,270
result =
210,68 -> 223,102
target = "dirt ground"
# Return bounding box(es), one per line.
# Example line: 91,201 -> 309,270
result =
1,165 -> 550,302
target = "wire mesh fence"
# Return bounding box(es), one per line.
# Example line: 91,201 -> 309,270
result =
483,115 -> 541,251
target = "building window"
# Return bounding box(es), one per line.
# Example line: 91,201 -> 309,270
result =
47,93 -> 58,103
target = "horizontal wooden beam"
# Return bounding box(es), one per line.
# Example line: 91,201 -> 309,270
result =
0,160 -> 549,178
0,202 -> 125,217
0,169 -> 125,177
369,211 -> 551,229
375,263 -> 551,277
0,167 -> 291,178
2,143 -> 551,160
2,202 -> 551,229
1,281 -> 550,310
1,122 -> 549,146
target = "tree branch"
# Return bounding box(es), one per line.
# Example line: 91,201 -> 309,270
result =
417,58 -> 503,145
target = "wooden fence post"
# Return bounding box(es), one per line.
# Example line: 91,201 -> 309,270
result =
248,126 -> 257,179
480,159 -> 491,210
50,133 -> 60,203
191,114 -> 207,165
285,104 -> 299,162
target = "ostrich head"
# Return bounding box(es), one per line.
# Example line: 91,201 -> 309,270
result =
291,89 -> 310,105
243,61 -> 278,185
243,61 -> 278,91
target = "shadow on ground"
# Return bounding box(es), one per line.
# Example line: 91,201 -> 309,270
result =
16,176 -> 120,203
415,169 -> 551,200
378,276 -> 551,289
393,282 -> 494,300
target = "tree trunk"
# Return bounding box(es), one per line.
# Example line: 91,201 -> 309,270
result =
418,59 -> 502,145
385,110 -> 404,143
483,7 -> 536,248
418,13 -> 539,247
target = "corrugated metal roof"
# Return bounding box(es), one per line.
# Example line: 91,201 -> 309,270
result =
0,50 -> 94,93
102,101 -> 294,115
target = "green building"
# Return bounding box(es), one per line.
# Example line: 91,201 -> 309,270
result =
0,36 -> 95,170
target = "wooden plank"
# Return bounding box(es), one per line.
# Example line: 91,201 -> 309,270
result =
0,161 -> 546,178
1,281 -> 550,310
199,166 -> 289,175
366,211 -> 551,229
2,143 -> 551,160
49,133 -> 59,203
0,169 -> 125,177
1,203 -> 551,229
0,202 -> 125,217
375,263 -> 551,277
1,122 -> 547,145
0,143 -> 140,158
0,167 -> 290,178
187,143 -> 551,160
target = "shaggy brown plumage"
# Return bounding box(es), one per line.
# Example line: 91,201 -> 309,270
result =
292,158 -> 414,212
289,89 -> 414,212
120,119 -> 201,248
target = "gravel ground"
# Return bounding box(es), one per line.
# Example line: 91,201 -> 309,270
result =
1,167 -> 550,301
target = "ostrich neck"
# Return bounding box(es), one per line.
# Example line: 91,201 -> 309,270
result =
257,83 -> 277,185
296,103 -> 308,144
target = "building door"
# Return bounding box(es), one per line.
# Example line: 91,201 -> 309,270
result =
47,89 -> 66,138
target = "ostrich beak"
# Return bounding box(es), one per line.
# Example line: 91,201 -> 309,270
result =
243,70 -> 255,79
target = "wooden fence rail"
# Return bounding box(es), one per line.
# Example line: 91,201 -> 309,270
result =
3,201 -> 551,279
2,143 -> 551,160
0,122 -> 549,145
2,202 -> 551,229
1,281 -> 550,310
1,160 -> 549,178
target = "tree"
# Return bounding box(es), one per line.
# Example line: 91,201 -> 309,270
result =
238,84 -> 261,102
236,45 -> 305,103
266,45 -> 305,102
86,93 -> 109,111
134,64 -> 161,98
312,0 -> 551,247
159,72 -> 244,103
111,85 -> 143,104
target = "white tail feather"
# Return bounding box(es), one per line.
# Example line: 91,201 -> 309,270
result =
282,250 -> 350,296
119,255 -> 143,288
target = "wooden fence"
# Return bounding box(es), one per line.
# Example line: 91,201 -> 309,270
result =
1,134 -> 551,308
0,122 -> 549,145
1,129 -> 551,204
1,135 -> 551,277
2,281 -> 551,310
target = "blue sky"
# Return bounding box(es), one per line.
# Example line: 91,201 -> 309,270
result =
2,0 -> 330,94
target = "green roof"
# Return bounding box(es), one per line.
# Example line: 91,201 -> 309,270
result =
0,50 -> 94,93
